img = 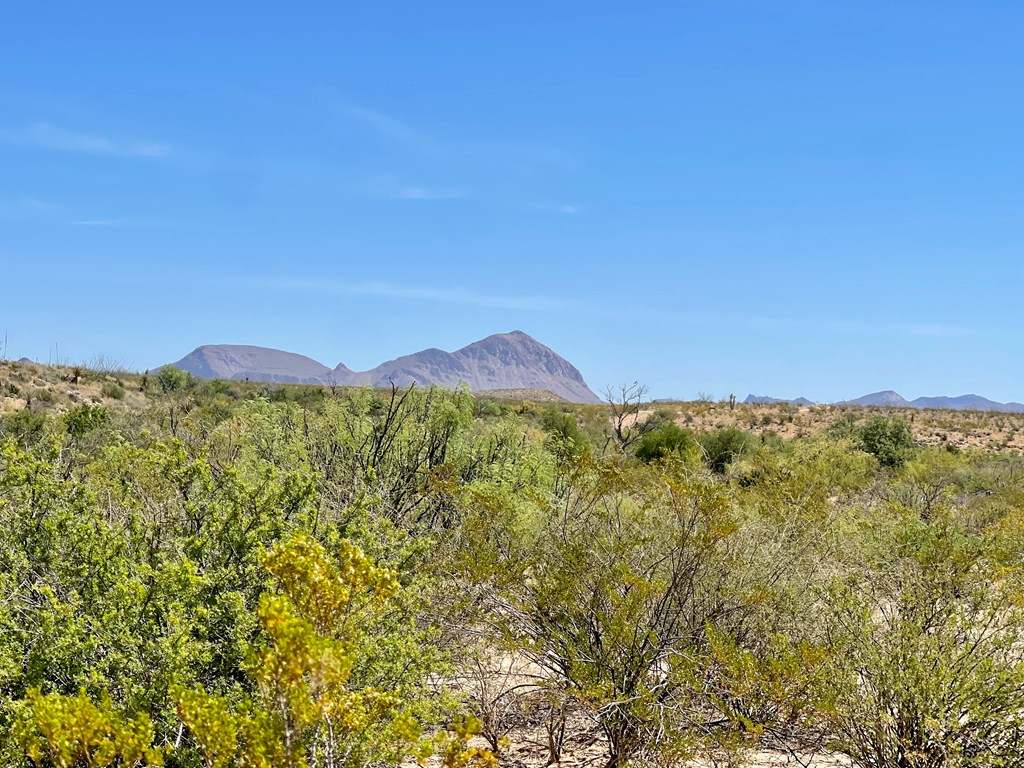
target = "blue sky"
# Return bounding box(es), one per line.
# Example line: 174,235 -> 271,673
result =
2,2 -> 1022,402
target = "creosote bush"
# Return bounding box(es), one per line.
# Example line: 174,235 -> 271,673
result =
0,379 -> 1023,768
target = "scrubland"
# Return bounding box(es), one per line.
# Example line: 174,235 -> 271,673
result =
2,359 -> 1024,768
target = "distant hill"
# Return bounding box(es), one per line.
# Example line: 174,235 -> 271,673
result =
908,394 -> 1024,412
738,389 -> 1024,413
744,394 -> 814,406
836,390 -> 1024,413
170,331 -> 601,403
840,390 -> 912,408
172,345 -> 331,383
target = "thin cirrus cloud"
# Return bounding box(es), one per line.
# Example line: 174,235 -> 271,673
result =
69,219 -> 138,227
368,175 -> 470,201
0,195 -> 52,219
342,104 -> 439,156
821,320 -> 976,338
394,185 -> 469,201
240,277 -> 568,312
17,122 -> 171,157
340,101 -> 579,205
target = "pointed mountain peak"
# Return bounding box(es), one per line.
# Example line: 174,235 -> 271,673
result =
169,332 -> 599,403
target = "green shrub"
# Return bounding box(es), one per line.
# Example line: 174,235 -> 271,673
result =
858,415 -> 916,468
0,409 -> 47,446
64,403 -> 108,437
101,381 -> 126,400
30,388 -> 55,404
699,426 -> 755,473
828,414 -> 918,468
635,423 -> 697,463
155,365 -> 190,393
540,408 -> 591,459
473,397 -> 506,418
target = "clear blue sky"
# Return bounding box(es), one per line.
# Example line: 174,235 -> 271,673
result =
2,2 -> 1022,402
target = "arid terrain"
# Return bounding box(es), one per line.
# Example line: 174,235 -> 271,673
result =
4,359 -> 1022,453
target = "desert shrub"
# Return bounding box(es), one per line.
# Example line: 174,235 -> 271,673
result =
828,414 -> 918,469
64,403 -> 109,438
484,462 -> 787,768
700,426 -> 755,473
155,365 -> 190,393
101,381 -> 126,400
0,409 -> 47,446
822,520 -> 1024,768
540,408 -> 591,459
634,423 -> 697,463
29,388 -> 55,406
473,397 -> 506,418
858,415 -> 917,468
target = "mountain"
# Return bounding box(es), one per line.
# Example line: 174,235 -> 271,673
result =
834,391 -> 1024,413
909,394 -> 1024,413
744,394 -> 814,405
171,345 -> 332,383
840,390 -> 912,408
170,331 -> 601,403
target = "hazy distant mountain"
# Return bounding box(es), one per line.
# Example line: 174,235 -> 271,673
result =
835,390 -> 1024,413
909,394 -> 1024,413
840,390 -> 912,408
170,331 -> 601,403
744,394 -> 814,406
172,345 -> 331,383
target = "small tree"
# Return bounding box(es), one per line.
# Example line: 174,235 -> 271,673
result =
155,365 -> 189,394
495,462 -> 768,767
604,382 -> 649,452
857,414 -> 917,468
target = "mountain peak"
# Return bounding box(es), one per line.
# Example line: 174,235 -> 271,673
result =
170,332 -> 600,403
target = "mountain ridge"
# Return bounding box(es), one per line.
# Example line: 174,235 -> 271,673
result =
170,331 -> 601,403
758,389 -> 1024,413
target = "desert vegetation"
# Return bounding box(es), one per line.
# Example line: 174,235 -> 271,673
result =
2,359 -> 1024,768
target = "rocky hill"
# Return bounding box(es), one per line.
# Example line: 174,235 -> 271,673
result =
171,345 -> 331,383
170,331 -> 600,403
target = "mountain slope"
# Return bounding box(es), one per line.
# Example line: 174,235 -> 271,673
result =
840,390 -> 911,408
170,332 -> 601,403
172,345 -> 331,383
833,391 -> 1024,413
744,394 -> 814,405
909,394 -> 1024,412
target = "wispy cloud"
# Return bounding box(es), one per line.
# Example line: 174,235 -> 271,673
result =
532,202 -> 583,215
369,176 -> 470,201
821,320 -> 977,338
240,277 -> 567,312
903,323 -> 973,338
0,195 -> 52,216
16,122 -> 170,157
396,185 -> 469,200
341,104 -> 440,157
69,219 -> 135,227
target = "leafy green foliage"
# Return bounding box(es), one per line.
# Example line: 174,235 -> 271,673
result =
822,521 -> 1024,768
829,414 -> 918,468
0,376 -> 1022,768
155,366 -> 190,394
699,426 -> 755,473
14,689 -> 168,767
858,414 -> 917,468
634,422 -> 696,463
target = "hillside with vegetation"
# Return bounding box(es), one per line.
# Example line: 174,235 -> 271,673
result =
3,359 -> 1024,768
